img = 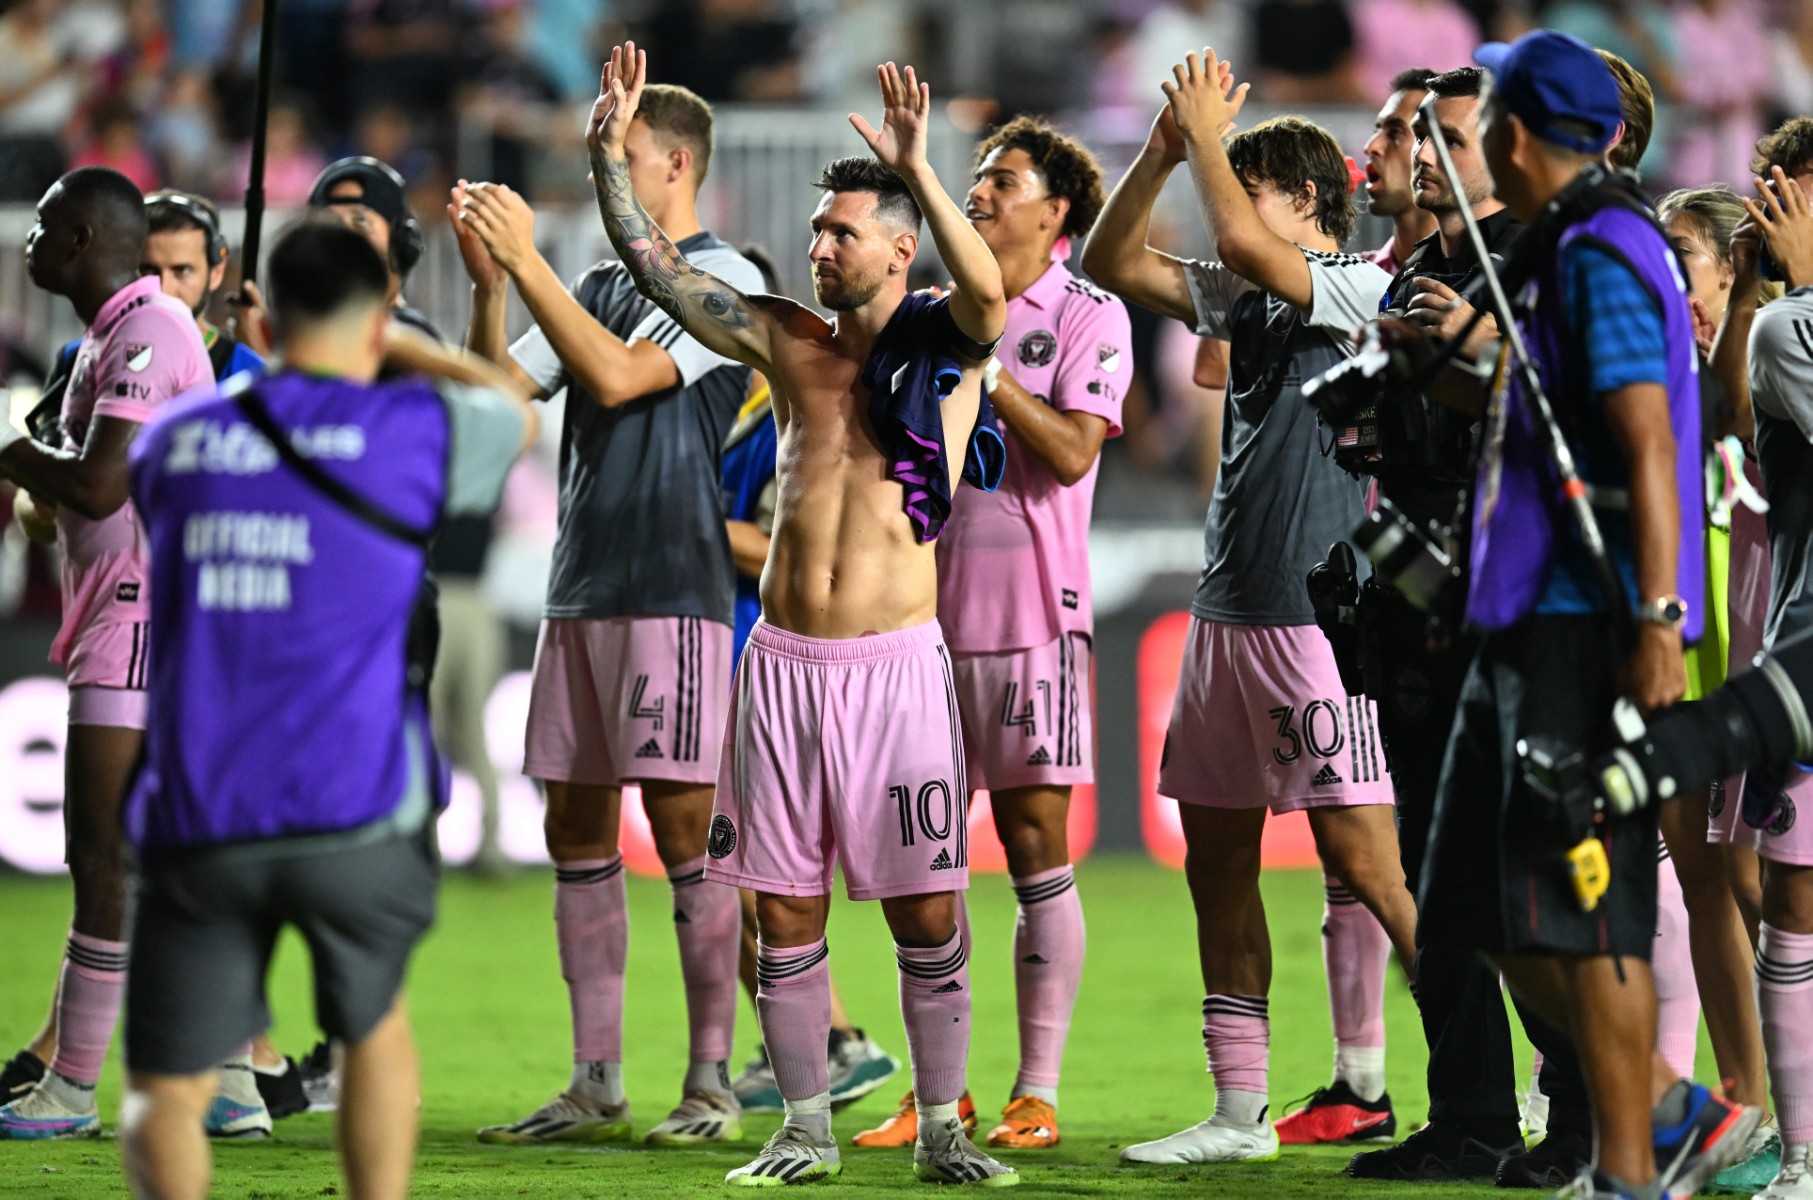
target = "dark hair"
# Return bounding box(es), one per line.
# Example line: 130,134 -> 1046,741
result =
145,189 -> 226,263
970,114 -> 1107,240
1597,50 -> 1653,172
1754,116 -> 1813,178
1426,66 -> 1484,100
1390,67 -> 1438,93
1225,116 -> 1357,247
268,219 -> 390,326
54,166 -> 147,245
813,156 -> 923,233
638,84 -> 715,183
741,243 -> 782,293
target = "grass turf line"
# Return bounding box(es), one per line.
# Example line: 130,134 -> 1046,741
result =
0,856 -> 1594,1197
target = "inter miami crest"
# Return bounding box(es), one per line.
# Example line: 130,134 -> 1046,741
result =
708,814 -> 738,859
1769,795 -> 1798,837
1017,329 -> 1057,368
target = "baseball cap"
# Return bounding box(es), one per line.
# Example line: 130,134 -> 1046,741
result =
1474,30 -> 1621,155
307,157 -> 410,228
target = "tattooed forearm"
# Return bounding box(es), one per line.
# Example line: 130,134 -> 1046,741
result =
589,147 -> 758,336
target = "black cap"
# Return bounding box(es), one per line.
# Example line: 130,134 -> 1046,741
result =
307,157 -> 410,228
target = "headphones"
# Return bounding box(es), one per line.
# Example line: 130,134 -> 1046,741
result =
146,192 -> 229,269
308,157 -> 425,279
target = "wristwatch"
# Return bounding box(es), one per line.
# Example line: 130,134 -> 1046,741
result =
1637,595 -> 1689,628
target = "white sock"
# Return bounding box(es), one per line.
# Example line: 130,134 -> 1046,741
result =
41,1070 -> 96,1111
684,1059 -> 731,1099
783,1091 -> 832,1141
1334,1046 -> 1386,1103
1011,1082 -> 1059,1107
1211,1088 -> 1269,1128
916,1098 -> 961,1137
569,1060 -> 624,1107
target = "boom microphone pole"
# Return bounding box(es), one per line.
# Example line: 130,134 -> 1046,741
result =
240,0 -> 280,289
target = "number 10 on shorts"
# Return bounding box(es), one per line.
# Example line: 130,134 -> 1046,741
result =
890,781 -> 963,864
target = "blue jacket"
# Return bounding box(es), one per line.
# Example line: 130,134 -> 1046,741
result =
860,292 -> 1005,542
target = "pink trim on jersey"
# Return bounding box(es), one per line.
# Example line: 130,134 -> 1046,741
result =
936,263 -> 1132,654
1368,239 -> 1402,279
50,276 -> 211,672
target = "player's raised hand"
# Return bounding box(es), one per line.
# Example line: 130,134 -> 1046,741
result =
850,62 -> 930,177
1161,49 -> 1250,148
586,41 -> 647,164
450,181 -> 507,289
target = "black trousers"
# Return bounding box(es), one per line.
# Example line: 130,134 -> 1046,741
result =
1369,588 -> 1592,1139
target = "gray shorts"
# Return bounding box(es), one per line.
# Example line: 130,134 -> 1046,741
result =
124,830 -> 437,1077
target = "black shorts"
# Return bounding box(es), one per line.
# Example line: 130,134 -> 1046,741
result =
124,829 -> 437,1077
1420,615 -> 1658,959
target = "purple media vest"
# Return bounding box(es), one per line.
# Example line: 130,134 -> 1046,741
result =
125,372 -> 452,854
1466,205 -> 1704,639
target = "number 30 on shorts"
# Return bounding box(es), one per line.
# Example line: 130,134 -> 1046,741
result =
890,780 -> 955,847
1268,700 -> 1346,766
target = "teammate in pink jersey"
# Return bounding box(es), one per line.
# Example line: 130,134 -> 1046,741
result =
586,44 -> 1018,1186
0,167 -> 211,1140
921,116 -> 1127,1153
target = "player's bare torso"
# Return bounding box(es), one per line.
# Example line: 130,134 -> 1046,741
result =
758,302 -> 983,640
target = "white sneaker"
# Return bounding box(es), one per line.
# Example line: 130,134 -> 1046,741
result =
1120,1117 -> 1282,1165
204,1059 -> 273,1139
298,1041 -> 339,1114
476,1092 -> 633,1144
0,1074 -> 101,1140
914,1115 -> 1020,1187
1756,1144 -> 1813,1200
726,1124 -> 842,1186
645,1088 -> 742,1144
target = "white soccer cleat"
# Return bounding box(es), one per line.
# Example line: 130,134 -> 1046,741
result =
0,1077 -> 101,1140
725,1123 -> 842,1186
1756,1144 -> 1813,1200
914,1116 -> 1021,1187
1119,1117 -> 1282,1165
645,1088 -> 743,1145
476,1091 -> 632,1145
204,1059 -> 273,1139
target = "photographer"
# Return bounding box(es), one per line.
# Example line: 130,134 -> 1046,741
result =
1335,65 -> 1544,1185
1399,32 -> 1754,1200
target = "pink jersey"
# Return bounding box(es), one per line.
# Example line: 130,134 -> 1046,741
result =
50,275 -> 210,671
936,263 -> 1131,653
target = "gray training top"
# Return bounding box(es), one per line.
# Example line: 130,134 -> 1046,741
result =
511,232 -> 762,625
1749,287 -> 1813,650
1182,248 -> 1389,625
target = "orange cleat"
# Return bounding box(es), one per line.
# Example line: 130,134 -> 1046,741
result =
851,1090 -> 977,1148
985,1095 -> 1060,1149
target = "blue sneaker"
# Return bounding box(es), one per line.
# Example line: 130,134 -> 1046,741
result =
1653,1083 -> 1763,1199
731,1045 -> 783,1115
205,1061 -> 273,1139
827,1028 -> 899,1111
0,1078 -> 101,1140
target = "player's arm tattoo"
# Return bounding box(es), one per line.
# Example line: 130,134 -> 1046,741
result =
589,147 -> 761,345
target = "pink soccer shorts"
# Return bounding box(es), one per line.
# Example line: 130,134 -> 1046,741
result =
948,633 -> 1094,793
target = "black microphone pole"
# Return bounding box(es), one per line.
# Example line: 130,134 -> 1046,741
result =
240,0 -> 280,290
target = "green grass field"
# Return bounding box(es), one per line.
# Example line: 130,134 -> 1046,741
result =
0,856 -> 1587,1197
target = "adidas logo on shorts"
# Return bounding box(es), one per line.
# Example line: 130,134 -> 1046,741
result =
930,849 -> 954,871
1311,764 -> 1343,787
932,980 -> 963,993
635,738 -> 664,760
1026,746 -> 1052,766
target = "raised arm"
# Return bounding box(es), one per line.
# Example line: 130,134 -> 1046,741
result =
1166,51 -> 1319,309
585,43 -> 787,374
1080,108 -> 1198,324
850,62 -> 1004,349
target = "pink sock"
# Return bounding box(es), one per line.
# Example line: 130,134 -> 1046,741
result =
1203,994 -> 1270,1096
1653,858 -> 1700,1079
755,938 -> 832,1101
667,856 -> 739,1065
1322,878 -> 1388,1094
1758,923 -> 1813,1144
897,932 -> 970,1106
50,931 -> 128,1085
556,856 -> 628,1063
1012,866 -> 1085,1092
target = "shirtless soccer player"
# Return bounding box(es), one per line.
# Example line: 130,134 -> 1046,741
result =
586,43 -> 1018,1187
1083,53 -> 1419,1166
455,84 -> 763,1146
0,167 -> 213,1139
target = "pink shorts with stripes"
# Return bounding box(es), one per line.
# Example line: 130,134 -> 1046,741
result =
63,621 -> 150,730
1159,617 -> 1392,813
949,634 -> 1094,792
705,621 -> 970,901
